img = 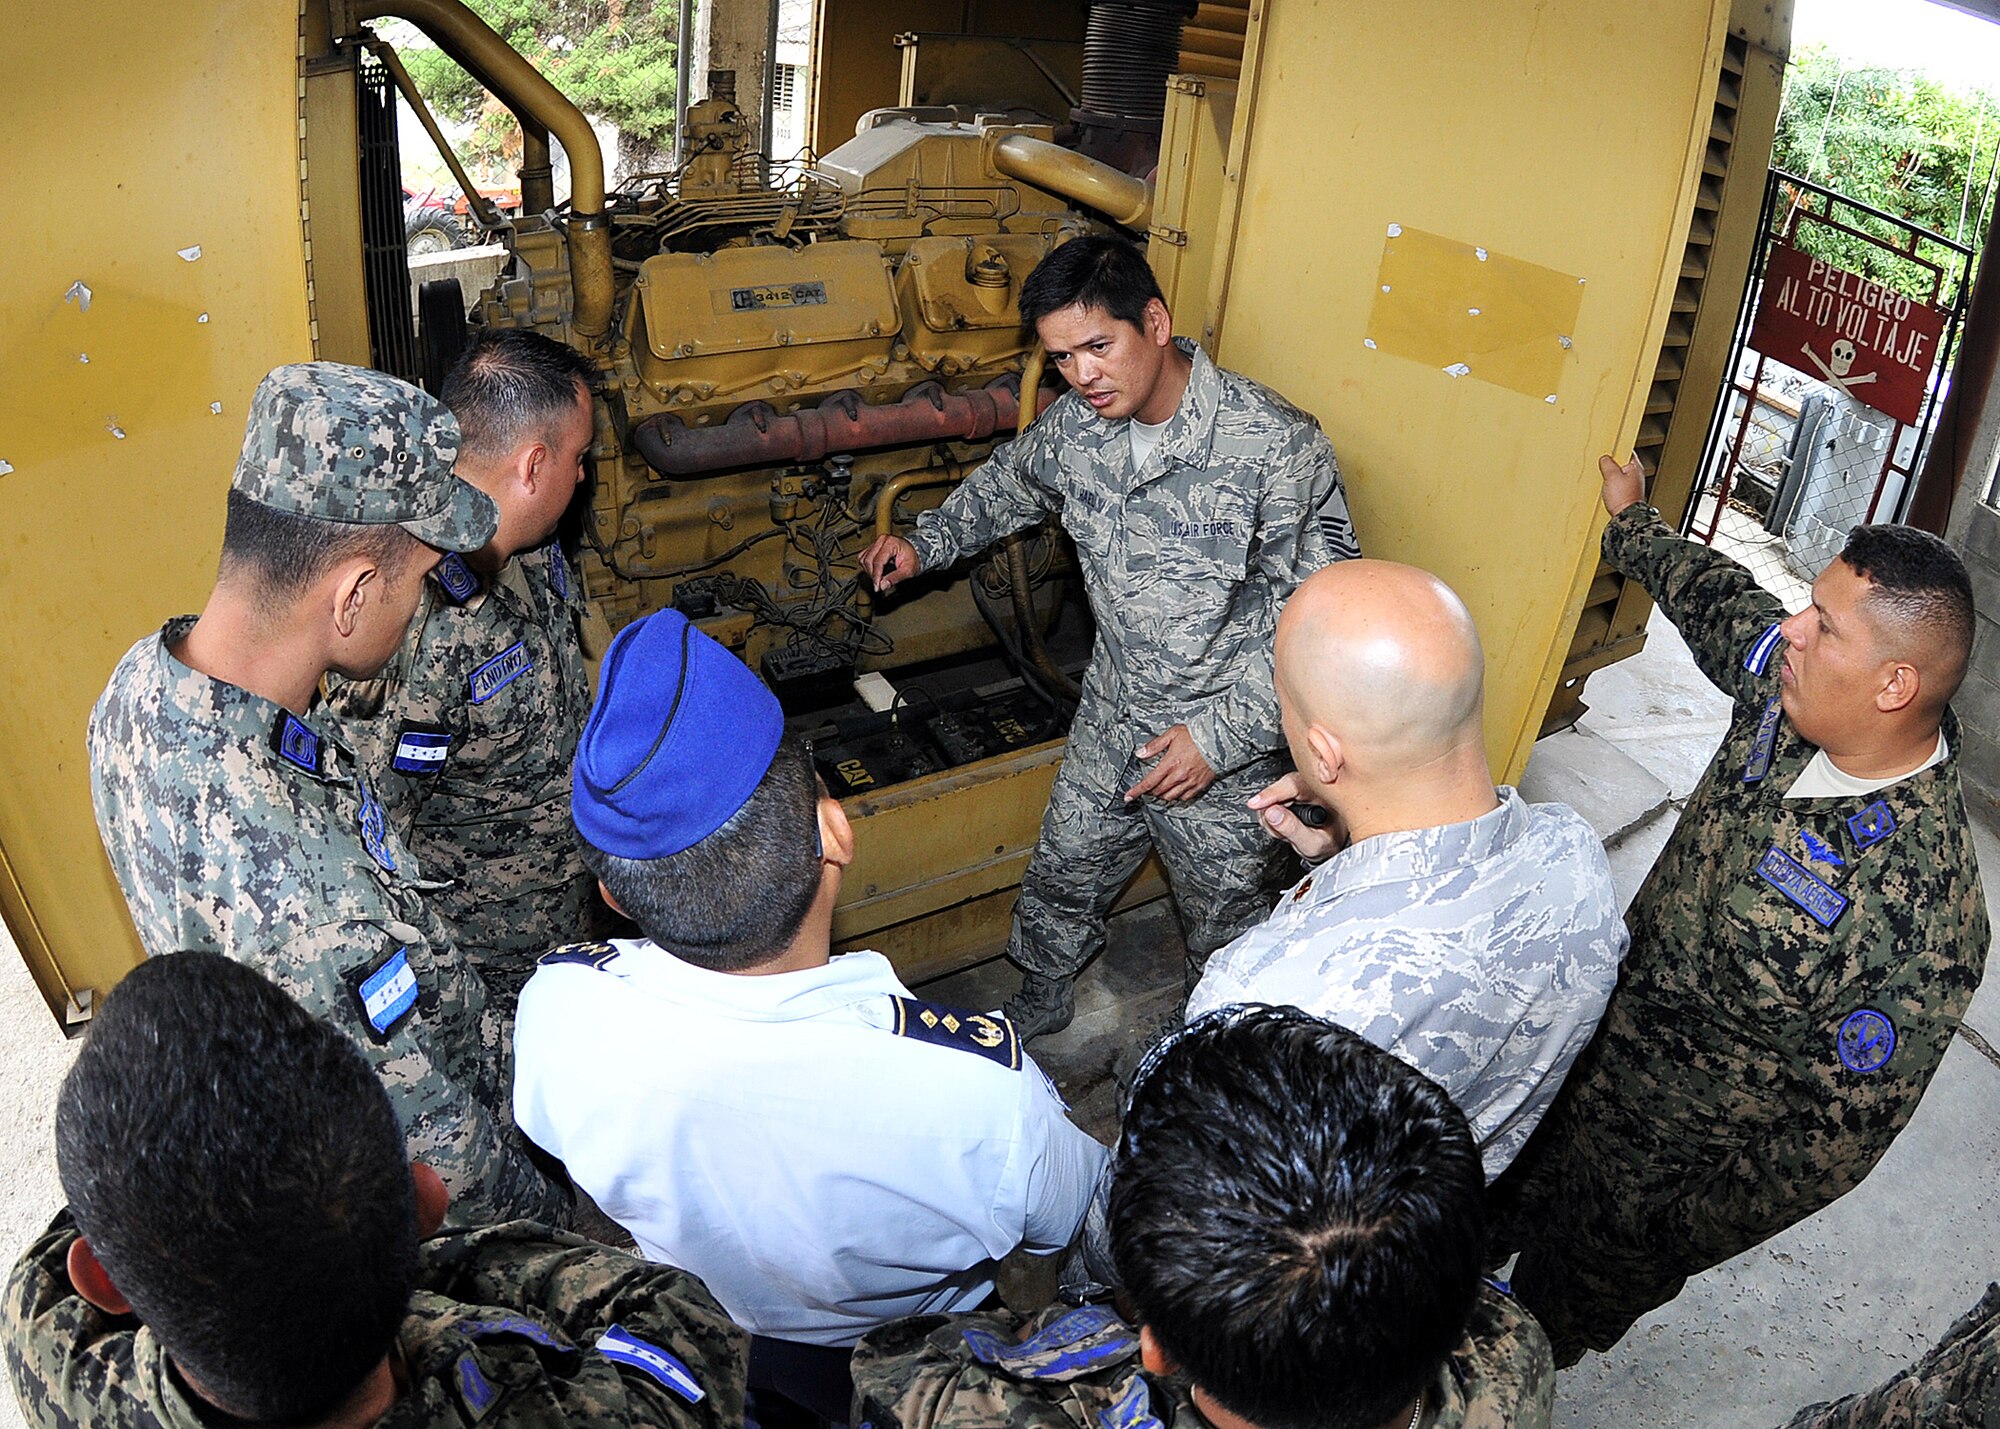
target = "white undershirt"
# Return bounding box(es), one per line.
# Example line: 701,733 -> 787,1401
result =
1784,732 -> 1947,799
1128,413 -> 1172,470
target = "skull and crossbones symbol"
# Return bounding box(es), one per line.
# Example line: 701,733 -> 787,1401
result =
1802,336 -> 1880,395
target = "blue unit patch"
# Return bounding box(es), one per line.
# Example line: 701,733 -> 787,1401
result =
595,1325 -> 705,1403
963,1306 -> 1133,1379
349,945 -> 420,1041
434,553 -> 481,605
537,940 -> 619,970
1837,1008 -> 1897,1073
1742,696 -> 1783,784
890,998 -> 1021,1070
1847,800 -> 1897,850
455,1355 -> 499,1417
1799,828 -> 1844,867
1098,1376 -> 1164,1429
358,785 -> 396,873
1744,621 -> 1786,677
468,642 -> 533,704
392,724 -> 453,776
1756,846 -> 1848,929
545,541 -> 570,599
273,713 -> 324,776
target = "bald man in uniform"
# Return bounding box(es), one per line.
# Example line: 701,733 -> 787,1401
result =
1185,560 -> 1628,1179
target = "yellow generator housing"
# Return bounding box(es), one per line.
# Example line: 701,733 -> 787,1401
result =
0,0 -> 1788,1022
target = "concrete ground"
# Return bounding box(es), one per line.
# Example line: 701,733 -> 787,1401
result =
2,606 -> 1995,1427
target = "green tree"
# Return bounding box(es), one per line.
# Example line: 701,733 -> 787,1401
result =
1772,43 -> 1997,308
397,0 -> 680,182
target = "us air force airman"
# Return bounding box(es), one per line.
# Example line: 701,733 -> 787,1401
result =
1490,454 -> 1990,1367
324,329 -> 607,1004
859,237 -> 1358,1039
85,363 -> 570,1228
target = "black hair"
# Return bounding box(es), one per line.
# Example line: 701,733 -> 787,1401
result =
577,734 -> 825,971
1019,236 -> 1167,332
55,951 -> 418,1424
1109,1006 -> 1485,1429
219,488 -> 421,600
1840,523 -> 1976,703
441,327 -> 595,461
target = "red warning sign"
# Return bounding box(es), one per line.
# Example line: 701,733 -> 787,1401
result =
1748,243 -> 1946,427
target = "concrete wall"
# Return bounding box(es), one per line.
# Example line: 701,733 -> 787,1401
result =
1943,390 -> 2000,806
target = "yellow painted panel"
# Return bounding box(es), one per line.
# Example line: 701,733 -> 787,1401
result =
0,1 -> 314,1017
1365,226 -> 1585,401
1207,0 -> 1725,783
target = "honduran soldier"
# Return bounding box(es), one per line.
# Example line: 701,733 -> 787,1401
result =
860,236 -> 1358,1040
325,329 -> 606,1007
1491,455 -> 1990,1366
512,609 -> 1107,1362
85,363 -> 569,1228
852,1008 -> 1554,1429
4,953 -> 745,1429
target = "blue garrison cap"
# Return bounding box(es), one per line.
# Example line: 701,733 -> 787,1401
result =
572,610 -> 786,859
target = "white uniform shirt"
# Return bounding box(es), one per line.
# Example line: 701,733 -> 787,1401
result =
1186,789 -> 1627,1180
512,942 -> 1108,1347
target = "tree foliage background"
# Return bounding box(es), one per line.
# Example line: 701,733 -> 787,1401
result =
1772,43 -> 1999,306
398,0 -> 679,182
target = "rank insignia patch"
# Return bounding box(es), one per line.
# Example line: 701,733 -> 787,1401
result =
455,1356 -> 498,1417
346,944 -> 419,1041
468,642 -> 533,704
1756,846 -> 1848,928
358,785 -> 396,873
433,553 -> 481,604
1799,828 -> 1844,867
890,998 -> 1022,1070
545,541 -> 570,599
392,724 -> 452,776
272,713 -> 324,776
1847,800 -> 1897,850
596,1325 -> 705,1403
1744,622 -> 1786,676
1743,696 -> 1782,784
1837,1008 -> 1896,1073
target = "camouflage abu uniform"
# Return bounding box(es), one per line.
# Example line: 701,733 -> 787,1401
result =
1491,505 -> 1991,1365
85,365 -> 569,1230
5,1212 -> 747,1429
324,541 -> 603,1001
851,1285 -> 1554,1429
910,340 -> 1358,982
1773,1283 -> 2000,1428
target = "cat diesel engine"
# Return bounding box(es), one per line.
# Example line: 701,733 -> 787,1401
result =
438,86 -> 1164,976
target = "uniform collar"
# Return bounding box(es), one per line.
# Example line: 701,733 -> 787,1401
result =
152,618 -> 351,784
1286,786 -> 1530,911
1113,338 -> 1220,491
602,940 -> 904,1021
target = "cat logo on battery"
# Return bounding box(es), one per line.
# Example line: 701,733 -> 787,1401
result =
836,758 -> 875,789
993,716 -> 1030,744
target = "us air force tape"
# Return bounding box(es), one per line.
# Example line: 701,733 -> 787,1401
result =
890,998 -> 1021,1070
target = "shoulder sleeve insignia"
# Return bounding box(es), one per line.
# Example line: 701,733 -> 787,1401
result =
544,541 -> 571,600
595,1324 -> 706,1403
392,722 -> 453,776
468,642 -> 534,705
961,1305 -> 1136,1380
537,940 -> 619,970
272,712 -> 326,777
344,942 -> 421,1042
1744,622 -> 1787,677
1837,1008 -> 1896,1073
1847,800 -> 1898,850
889,998 -> 1022,1070
433,553 -> 482,605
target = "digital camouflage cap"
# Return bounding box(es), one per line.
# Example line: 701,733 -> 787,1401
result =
232,362 -> 498,553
